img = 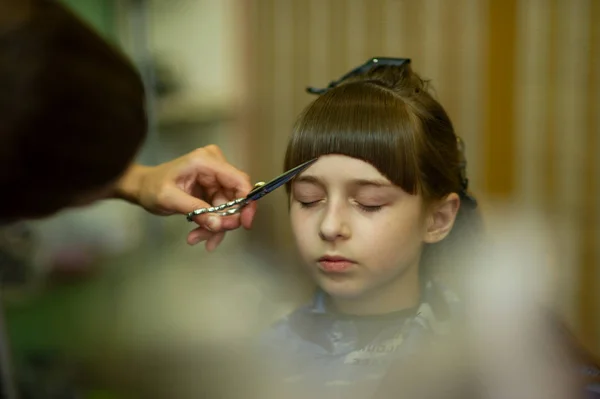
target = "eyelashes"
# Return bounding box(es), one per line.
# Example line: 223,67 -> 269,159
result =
297,200 -> 320,209
357,204 -> 383,213
297,200 -> 383,213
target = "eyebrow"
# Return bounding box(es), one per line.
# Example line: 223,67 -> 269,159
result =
294,175 -> 392,188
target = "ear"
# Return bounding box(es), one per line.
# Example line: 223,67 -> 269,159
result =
423,193 -> 460,244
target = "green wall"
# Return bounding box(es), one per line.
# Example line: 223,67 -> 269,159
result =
60,0 -> 117,42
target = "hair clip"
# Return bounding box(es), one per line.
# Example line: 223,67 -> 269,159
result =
306,57 -> 411,95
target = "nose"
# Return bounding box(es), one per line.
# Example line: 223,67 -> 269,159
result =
319,202 -> 351,242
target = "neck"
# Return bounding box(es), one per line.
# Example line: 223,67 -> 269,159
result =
331,264 -> 421,316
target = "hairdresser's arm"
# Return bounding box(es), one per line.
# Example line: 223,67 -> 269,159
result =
112,145 -> 257,251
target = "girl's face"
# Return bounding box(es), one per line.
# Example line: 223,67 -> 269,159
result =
289,155 -> 459,315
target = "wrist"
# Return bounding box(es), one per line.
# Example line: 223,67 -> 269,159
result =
112,163 -> 150,204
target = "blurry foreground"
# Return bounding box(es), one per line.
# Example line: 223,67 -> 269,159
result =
6,203 -> 588,399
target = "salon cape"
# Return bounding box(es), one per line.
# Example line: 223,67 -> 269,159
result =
258,281 -> 459,399
258,281 -> 600,399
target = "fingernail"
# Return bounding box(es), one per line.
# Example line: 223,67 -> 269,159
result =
189,236 -> 201,246
206,216 -> 219,232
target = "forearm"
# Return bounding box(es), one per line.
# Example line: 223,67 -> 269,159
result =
111,163 -> 151,204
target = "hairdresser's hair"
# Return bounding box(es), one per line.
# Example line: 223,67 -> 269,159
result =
284,59 -> 482,277
0,0 -> 147,220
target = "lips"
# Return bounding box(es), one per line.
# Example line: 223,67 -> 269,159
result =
317,255 -> 356,273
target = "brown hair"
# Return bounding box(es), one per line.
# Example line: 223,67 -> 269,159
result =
284,61 -> 481,276
0,0 -> 147,220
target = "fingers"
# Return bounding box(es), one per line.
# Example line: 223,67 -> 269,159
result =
240,201 -> 257,230
158,146 -> 258,249
191,209 -> 251,232
197,178 -> 256,232
203,144 -> 226,159
181,182 -> 251,248
186,214 -> 243,250
187,227 -> 214,245
186,227 -> 226,252
189,197 -> 256,233
189,148 -> 253,198
187,191 -> 235,251
205,231 -> 226,252
157,184 -> 245,231
214,166 -> 253,198
157,184 -> 211,216
191,213 -> 235,231
135,145 -> 258,252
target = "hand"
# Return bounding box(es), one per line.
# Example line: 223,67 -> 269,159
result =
114,145 -> 257,251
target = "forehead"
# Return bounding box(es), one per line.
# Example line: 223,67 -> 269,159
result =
294,155 -> 391,184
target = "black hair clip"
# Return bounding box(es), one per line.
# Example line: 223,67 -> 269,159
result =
306,57 -> 411,95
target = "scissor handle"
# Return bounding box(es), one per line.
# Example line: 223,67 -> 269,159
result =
186,197 -> 248,222
185,181 -> 268,222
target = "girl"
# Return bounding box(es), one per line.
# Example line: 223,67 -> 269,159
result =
259,58 -> 481,398
260,57 -> 600,399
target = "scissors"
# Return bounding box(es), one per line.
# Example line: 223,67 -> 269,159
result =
186,158 -> 318,222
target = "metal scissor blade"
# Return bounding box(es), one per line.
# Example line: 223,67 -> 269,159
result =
246,158 -> 318,202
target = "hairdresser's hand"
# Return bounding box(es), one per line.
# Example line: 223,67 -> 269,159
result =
113,145 -> 257,251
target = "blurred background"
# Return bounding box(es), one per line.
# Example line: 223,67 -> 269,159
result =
0,0 -> 598,397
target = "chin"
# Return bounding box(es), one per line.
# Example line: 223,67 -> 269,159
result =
317,278 -> 366,300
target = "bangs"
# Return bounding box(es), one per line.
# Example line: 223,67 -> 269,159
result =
284,81 -> 422,194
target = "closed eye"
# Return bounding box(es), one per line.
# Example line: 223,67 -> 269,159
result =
298,200 -> 321,208
298,200 -> 383,213
357,204 -> 382,213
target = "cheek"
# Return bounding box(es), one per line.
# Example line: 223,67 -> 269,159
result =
356,214 -> 425,265
289,207 -> 303,234
290,208 -> 313,252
